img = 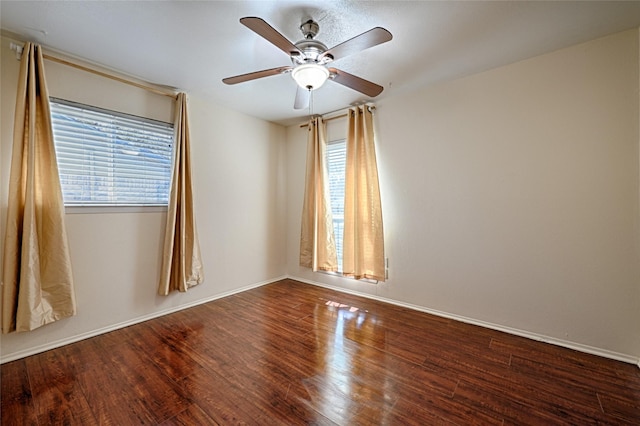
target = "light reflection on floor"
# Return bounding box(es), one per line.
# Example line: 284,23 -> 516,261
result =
301,298 -> 391,422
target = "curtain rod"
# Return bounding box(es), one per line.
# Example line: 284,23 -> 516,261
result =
299,105 -> 376,128
44,54 -> 178,99
10,42 -> 178,99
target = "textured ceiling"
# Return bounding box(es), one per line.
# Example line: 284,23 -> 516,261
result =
2,1 -> 640,126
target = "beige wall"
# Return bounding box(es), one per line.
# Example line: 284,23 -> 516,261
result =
0,36 -> 287,360
2,27 -> 638,363
287,29 -> 640,361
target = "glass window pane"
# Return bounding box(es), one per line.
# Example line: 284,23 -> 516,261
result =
50,98 -> 173,206
326,139 -> 346,271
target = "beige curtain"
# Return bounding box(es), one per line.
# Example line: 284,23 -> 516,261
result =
300,117 -> 338,272
2,43 -> 77,333
158,93 -> 204,295
343,106 -> 385,281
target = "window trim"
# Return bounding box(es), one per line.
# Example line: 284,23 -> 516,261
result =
64,205 -> 167,214
50,97 -> 174,210
326,137 -> 346,273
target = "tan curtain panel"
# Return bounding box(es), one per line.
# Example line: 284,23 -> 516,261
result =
300,117 -> 338,272
158,93 -> 204,295
343,106 -> 385,281
2,43 -> 77,333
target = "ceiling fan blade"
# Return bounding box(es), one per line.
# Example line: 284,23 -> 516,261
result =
294,86 -> 310,110
320,27 -> 392,62
328,68 -> 384,97
240,17 -> 304,57
222,66 -> 292,85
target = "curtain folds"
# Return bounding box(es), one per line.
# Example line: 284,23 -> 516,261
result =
342,106 -> 385,281
300,117 -> 338,272
158,93 -> 204,295
2,43 -> 77,333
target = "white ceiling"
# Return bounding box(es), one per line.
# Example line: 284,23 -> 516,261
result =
2,1 -> 640,126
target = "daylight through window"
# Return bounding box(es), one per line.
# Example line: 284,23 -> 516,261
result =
50,98 -> 174,206
326,139 -> 347,271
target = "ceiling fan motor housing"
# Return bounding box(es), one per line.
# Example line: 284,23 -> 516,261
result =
292,39 -> 330,65
292,20 -> 332,65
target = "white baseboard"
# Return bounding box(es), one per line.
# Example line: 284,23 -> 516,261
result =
0,275 -> 286,364
289,275 -> 640,367
4,274 -> 637,368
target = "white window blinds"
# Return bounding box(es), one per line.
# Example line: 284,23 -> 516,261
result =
50,98 -> 174,206
326,139 -> 347,271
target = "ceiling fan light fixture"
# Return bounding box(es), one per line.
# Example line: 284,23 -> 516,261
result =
291,64 -> 329,90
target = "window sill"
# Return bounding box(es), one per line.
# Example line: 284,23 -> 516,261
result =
65,205 -> 168,214
318,269 -> 379,285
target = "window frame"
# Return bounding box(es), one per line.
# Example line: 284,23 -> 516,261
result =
49,97 -> 174,211
326,137 -> 347,272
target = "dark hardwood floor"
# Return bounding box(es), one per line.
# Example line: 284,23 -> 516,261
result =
2,279 -> 639,425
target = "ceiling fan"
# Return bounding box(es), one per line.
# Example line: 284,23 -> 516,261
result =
222,17 -> 393,109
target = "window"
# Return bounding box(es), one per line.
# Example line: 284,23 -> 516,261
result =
326,138 -> 346,271
50,98 -> 173,206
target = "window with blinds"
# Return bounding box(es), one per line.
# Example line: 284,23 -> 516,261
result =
50,98 -> 174,206
326,139 -> 347,271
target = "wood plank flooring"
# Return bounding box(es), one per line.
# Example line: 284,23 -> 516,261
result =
2,279 -> 639,425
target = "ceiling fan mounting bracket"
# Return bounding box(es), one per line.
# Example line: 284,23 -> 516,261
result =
300,19 -> 319,40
